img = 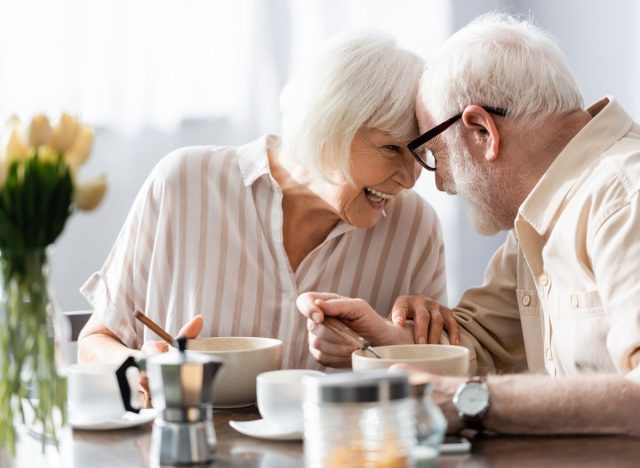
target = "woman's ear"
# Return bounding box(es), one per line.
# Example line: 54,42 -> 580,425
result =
461,105 -> 500,162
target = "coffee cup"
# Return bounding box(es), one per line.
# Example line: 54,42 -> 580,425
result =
352,344 -> 470,377
67,363 -> 127,422
256,369 -> 324,432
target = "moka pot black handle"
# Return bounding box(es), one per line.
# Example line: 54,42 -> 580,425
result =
115,356 -> 143,414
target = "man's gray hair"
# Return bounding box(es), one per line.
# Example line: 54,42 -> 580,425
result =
419,13 -> 583,126
280,30 -> 424,184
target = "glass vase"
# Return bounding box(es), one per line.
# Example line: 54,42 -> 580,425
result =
0,247 -> 68,457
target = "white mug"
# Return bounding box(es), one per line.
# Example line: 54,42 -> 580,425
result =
67,363 -> 126,422
257,369 -> 324,432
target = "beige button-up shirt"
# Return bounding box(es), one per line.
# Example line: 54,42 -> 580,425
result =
454,97 -> 640,385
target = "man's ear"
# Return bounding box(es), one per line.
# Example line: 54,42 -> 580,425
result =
461,105 -> 500,162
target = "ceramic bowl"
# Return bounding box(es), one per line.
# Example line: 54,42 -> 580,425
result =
352,344 -> 470,377
186,337 -> 283,408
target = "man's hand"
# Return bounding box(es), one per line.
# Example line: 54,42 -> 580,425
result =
138,314 -> 204,406
296,292 -> 413,368
388,295 -> 461,345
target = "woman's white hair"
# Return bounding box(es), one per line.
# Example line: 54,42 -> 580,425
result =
419,13 -> 583,127
280,30 -> 424,184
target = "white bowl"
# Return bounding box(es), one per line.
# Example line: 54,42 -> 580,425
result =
186,337 -> 283,408
352,344 -> 470,377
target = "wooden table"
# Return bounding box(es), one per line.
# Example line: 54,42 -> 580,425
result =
3,406 -> 640,467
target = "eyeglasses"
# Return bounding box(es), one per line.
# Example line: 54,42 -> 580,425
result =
407,106 -> 507,171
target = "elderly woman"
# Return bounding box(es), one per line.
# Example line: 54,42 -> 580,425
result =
77,30 -> 449,374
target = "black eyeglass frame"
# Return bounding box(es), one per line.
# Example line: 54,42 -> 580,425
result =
407,106 -> 508,171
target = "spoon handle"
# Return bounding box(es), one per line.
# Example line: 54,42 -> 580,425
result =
134,310 -> 174,345
322,316 -> 374,350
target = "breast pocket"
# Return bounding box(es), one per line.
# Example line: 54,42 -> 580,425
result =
553,289 -> 613,373
556,289 -> 605,317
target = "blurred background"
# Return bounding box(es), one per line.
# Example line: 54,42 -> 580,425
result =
1,0 -> 638,312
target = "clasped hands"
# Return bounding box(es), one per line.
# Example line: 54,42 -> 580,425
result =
296,292 -> 461,368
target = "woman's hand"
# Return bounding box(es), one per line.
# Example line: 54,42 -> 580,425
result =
388,295 -> 461,345
138,314 -> 204,407
296,292 -> 413,368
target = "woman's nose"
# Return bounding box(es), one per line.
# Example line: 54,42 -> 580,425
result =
396,153 -> 420,189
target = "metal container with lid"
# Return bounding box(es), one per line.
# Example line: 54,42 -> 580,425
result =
303,370 -> 416,468
116,337 -> 223,466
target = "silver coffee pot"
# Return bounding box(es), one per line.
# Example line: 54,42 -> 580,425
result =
116,337 -> 223,465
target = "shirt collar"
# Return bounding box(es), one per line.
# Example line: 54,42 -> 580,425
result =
235,134 -> 360,236
236,134 -> 279,187
518,96 -> 633,235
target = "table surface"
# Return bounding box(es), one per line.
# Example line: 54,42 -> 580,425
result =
4,405 -> 640,467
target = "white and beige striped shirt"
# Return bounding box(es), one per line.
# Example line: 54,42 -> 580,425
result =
80,135 -> 447,370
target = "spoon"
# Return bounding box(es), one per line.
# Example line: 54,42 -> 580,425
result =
134,310 -> 174,346
322,317 -> 382,359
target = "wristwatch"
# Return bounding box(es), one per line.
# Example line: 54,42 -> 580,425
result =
452,376 -> 490,432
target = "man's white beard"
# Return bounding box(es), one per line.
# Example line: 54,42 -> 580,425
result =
449,145 -> 511,236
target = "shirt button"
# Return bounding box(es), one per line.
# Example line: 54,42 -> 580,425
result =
540,275 -> 549,287
521,294 -> 532,307
570,294 -> 579,308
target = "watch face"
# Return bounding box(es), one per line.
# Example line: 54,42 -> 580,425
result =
457,383 -> 489,417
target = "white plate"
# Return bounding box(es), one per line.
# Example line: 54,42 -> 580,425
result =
229,419 -> 302,441
69,408 -> 157,431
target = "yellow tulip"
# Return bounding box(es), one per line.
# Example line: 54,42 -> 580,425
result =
38,145 -> 59,163
50,113 -> 79,154
0,117 -> 26,187
1,126 -> 30,162
74,174 -> 107,211
23,114 -> 52,148
66,125 -> 94,167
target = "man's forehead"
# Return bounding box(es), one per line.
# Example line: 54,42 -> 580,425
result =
415,97 -> 439,129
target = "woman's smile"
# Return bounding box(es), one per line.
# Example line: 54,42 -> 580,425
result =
363,187 -> 395,209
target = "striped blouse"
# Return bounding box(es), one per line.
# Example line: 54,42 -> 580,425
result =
80,135 -> 447,370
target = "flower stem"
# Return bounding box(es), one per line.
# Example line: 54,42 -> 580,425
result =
0,249 -> 66,456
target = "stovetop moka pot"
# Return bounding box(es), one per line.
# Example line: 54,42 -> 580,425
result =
116,337 -> 223,465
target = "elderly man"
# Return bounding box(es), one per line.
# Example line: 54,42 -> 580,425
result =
298,13 -> 640,436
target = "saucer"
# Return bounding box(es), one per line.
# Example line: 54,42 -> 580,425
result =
69,408 -> 157,431
229,418 -> 303,441
214,401 -> 256,410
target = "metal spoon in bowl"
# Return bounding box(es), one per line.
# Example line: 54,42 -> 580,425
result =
322,316 -> 382,359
